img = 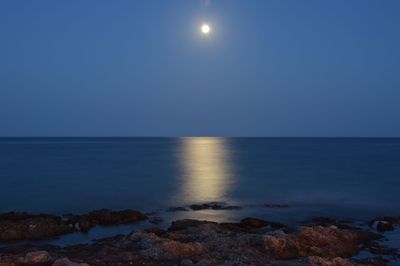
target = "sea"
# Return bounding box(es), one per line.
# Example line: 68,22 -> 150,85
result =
1,137 -> 399,246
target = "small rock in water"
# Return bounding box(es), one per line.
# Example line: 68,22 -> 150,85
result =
376,221 -> 395,232
189,202 -> 241,211
149,216 -> 163,224
167,206 -> 189,212
369,216 -> 399,232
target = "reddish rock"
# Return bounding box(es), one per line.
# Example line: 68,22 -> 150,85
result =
17,250 -> 49,264
264,226 -> 380,260
130,231 -> 206,260
0,213 -> 74,241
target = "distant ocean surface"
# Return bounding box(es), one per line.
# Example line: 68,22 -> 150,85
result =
1,137 -> 400,224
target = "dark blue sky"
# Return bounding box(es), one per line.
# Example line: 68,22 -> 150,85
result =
1,0 -> 399,137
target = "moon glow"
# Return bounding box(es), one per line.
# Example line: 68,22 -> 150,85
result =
201,24 -> 211,34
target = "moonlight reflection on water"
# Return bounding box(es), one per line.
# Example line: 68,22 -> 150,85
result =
179,137 -> 235,205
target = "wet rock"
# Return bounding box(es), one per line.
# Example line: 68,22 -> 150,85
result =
66,209 -> 147,233
240,217 -> 267,228
221,217 -> 288,232
167,207 -> 189,212
17,250 -> 49,264
169,219 -> 217,231
376,221 -> 394,232
189,202 -> 241,211
301,217 -> 355,230
264,226 -> 379,260
369,216 -> 399,233
0,209 -> 147,242
0,212 -> 75,241
52,258 -> 89,266
0,216 -> 391,265
308,256 -> 354,266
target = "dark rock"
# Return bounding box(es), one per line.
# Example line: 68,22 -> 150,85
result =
86,209 -> 147,225
369,216 -> 400,233
169,219 -> 216,231
381,216 -> 400,224
0,209 -> 147,242
167,207 -> 189,212
0,212 -> 75,242
67,209 -> 147,232
262,204 -> 290,208
376,221 -> 395,232
144,227 -> 167,237
240,217 -> 268,228
0,216 -> 389,266
301,217 -> 355,230
189,202 -> 241,211
149,217 -> 163,225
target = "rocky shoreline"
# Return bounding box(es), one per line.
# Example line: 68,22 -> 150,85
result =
0,207 -> 399,266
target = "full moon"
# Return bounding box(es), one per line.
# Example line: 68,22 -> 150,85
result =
201,24 -> 211,34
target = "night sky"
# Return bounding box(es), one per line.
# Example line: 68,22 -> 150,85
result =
0,0 -> 399,137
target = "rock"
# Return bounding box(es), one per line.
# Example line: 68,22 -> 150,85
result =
0,263 -> 17,266
240,217 -> 267,228
149,217 -> 163,225
16,250 -> 49,264
180,259 -> 194,265
52,258 -> 89,266
308,256 -> 354,266
0,209 -> 147,242
145,227 -> 167,237
381,216 -> 400,224
169,219 -> 217,231
167,207 -> 189,212
0,212 -> 74,241
301,217 -> 354,230
376,221 -> 395,232
0,216 -> 389,265
189,202 -> 241,211
221,218 -> 287,232
130,231 -> 206,260
264,226 -> 379,259
68,209 -> 147,227
369,216 -> 399,232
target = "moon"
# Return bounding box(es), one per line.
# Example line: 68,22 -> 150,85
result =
201,24 -> 211,35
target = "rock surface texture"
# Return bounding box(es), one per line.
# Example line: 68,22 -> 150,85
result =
0,214 -> 398,265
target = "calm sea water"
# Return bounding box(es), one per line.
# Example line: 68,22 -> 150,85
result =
1,137 -> 400,225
